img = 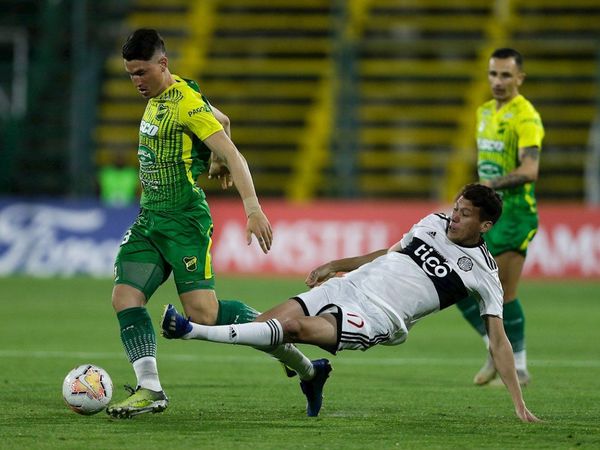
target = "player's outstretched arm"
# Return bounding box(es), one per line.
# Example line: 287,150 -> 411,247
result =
486,316 -> 541,423
306,249 -> 387,287
204,130 -> 273,253
211,105 -> 231,137
207,105 -> 234,189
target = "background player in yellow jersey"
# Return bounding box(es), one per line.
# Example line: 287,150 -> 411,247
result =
107,29 -> 318,418
456,48 -> 543,386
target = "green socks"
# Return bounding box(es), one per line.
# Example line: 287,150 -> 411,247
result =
457,296 -> 526,353
456,296 -> 487,336
503,299 -> 525,353
117,307 -> 156,363
216,300 -> 260,325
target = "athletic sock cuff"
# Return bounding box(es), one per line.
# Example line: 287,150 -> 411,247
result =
117,306 -> 151,329
503,298 -> 523,316
216,300 -> 259,325
117,307 -> 156,363
456,296 -> 487,336
503,298 -> 525,353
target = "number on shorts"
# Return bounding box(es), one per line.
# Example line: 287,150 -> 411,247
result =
121,229 -> 132,245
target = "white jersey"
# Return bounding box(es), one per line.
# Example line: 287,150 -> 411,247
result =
343,213 -> 504,338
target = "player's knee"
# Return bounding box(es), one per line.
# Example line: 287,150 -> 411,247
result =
183,305 -> 217,325
281,318 -> 303,341
185,310 -> 213,325
111,296 -> 138,312
111,294 -> 121,312
180,291 -> 219,325
281,318 -> 315,342
111,284 -> 145,312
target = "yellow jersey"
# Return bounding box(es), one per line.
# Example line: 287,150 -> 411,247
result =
137,75 -> 223,211
476,94 -> 544,213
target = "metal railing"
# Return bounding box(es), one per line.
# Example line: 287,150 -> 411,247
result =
0,27 -> 28,192
585,48 -> 600,205
0,27 -> 28,119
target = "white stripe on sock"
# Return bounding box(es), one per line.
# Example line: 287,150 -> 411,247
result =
193,319 -> 284,347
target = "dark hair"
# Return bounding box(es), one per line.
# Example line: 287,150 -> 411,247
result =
122,29 -> 166,61
459,183 -> 503,224
491,48 -> 523,70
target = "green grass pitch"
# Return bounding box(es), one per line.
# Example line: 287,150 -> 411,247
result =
0,276 -> 599,449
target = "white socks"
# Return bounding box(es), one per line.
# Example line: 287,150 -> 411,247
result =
184,319 -> 316,380
482,334 -> 490,349
133,356 -> 162,392
133,320 -> 315,390
514,350 -> 527,371
186,318 -> 284,347
267,344 -> 315,381
482,334 -> 527,371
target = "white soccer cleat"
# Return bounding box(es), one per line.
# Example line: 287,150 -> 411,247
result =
516,369 -> 531,386
473,356 -> 497,385
489,368 -> 531,387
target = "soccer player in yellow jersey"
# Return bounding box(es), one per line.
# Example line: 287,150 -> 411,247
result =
107,29 -> 317,418
456,48 -> 543,387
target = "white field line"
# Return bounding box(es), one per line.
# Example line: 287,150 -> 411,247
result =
0,349 -> 598,368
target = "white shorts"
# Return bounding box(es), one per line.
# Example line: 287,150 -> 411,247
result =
294,277 -> 401,354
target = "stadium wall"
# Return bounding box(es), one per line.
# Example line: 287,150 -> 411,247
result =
0,198 -> 599,279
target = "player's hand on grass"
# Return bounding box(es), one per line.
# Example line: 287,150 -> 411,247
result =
247,210 -> 273,253
305,263 -> 337,288
208,158 -> 233,189
515,404 -> 541,423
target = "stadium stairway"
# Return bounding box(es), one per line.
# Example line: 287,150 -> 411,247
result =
508,0 -> 600,200
356,0 -> 495,199
95,0 -> 333,198
443,0 -> 600,201
95,0 -> 195,170
354,0 -> 600,201
95,0 -> 599,201
199,0 -> 333,197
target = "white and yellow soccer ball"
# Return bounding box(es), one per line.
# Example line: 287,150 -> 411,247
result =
62,364 -> 113,415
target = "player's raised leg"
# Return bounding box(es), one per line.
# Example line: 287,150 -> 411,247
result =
176,291 -> 319,386
163,299 -> 337,348
161,300 -> 335,416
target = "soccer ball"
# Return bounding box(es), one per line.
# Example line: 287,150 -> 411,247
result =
62,364 -> 113,415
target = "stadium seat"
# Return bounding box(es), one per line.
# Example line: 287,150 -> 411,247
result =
94,0 -> 600,200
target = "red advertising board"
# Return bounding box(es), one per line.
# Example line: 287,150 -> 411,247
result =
210,200 -> 436,276
209,200 -> 600,279
524,205 -> 600,278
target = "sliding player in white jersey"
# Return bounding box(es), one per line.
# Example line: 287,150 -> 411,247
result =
161,184 -> 540,423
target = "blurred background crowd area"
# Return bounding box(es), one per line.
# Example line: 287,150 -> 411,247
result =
1,0 -> 600,204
